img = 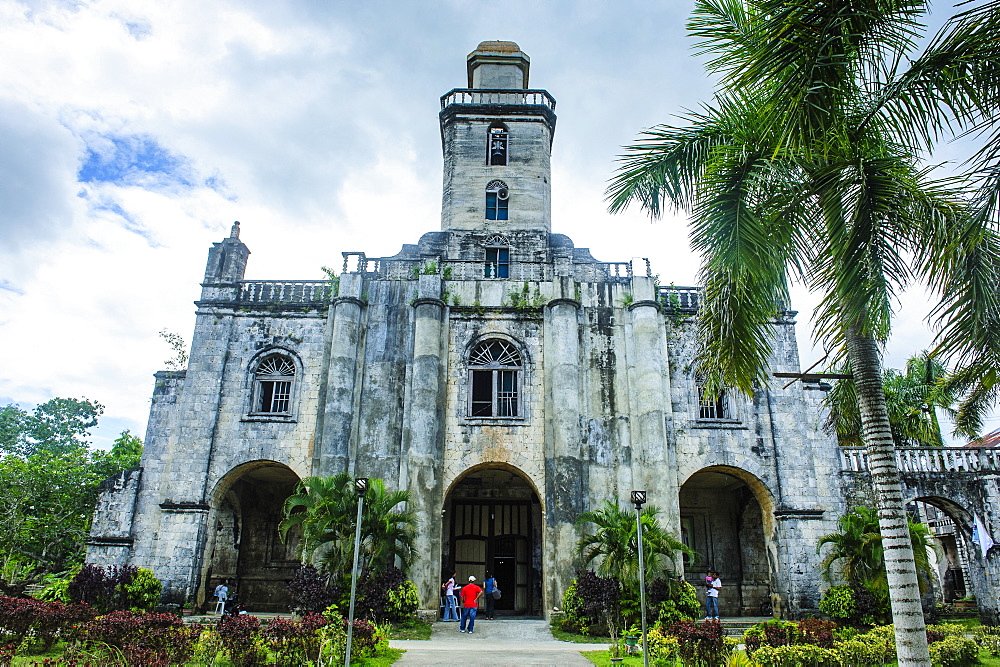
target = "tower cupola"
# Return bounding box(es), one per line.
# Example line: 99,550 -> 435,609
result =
467,41 -> 530,89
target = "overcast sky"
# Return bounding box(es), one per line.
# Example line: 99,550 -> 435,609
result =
1,0 -> 994,449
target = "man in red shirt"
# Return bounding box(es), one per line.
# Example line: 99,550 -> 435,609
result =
458,575 -> 483,634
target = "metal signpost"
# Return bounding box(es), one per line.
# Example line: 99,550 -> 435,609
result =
345,477 -> 368,667
631,490 -> 649,667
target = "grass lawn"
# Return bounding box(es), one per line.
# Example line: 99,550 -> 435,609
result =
355,647 -> 405,665
550,626 -> 612,643
390,620 -> 432,640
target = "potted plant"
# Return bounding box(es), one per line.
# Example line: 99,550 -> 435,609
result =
624,624 -> 641,655
609,638 -> 625,663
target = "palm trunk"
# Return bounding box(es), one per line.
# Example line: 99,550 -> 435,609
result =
846,328 -> 930,666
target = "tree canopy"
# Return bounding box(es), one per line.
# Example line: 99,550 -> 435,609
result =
0,399 -> 141,574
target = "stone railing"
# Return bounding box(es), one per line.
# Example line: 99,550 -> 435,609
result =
238,280 -> 332,304
657,285 -> 701,312
440,88 -> 556,111
840,446 -> 1000,474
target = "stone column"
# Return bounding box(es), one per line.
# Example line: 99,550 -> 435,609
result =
319,273 -> 366,476
626,277 -> 680,539
404,274 -> 447,608
543,297 -> 583,609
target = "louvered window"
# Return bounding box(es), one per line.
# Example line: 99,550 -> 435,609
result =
485,180 -> 509,221
487,125 -> 508,165
469,340 -> 522,418
254,355 -> 295,414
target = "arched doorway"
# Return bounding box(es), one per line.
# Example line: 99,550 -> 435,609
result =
909,496 -> 976,604
441,467 -> 542,616
204,461 -> 301,612
679,467 -> 776,617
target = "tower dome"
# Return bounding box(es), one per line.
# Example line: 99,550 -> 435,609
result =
467,40 -> 530,89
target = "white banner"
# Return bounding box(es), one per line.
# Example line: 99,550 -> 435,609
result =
974,513 -> 995,559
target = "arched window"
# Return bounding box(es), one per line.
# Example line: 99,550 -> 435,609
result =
485,180 -> 509,221
469,339 -> 522,418
487,123 -> 509,166
484,234 -> 510,278
252,354 -> 295,414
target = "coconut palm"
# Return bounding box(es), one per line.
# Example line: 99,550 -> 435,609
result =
576,500 -> 693,587
280,473 -> 417,578
606,2 -> 1000,662
825,351 -> 962,447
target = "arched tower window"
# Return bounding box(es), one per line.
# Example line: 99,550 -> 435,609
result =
252,354 -> 295,414
485,180 -> 509,221
484,234 -> 510,278
487,123 -> 509,166
469,339 -> 522,417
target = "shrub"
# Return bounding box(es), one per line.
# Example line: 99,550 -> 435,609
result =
0,595 -> 95,650
288,565 -> 341,612
928,635 -> 979,666
798,618 -> 837,648
648,577 -> 700,625
216,613 -> 266,667
752,643 -> 842,666
835,638 -> 888,665
385,579 -> 420,622
645,626 -> 680,664
345,618 -> 379,658
118,568 -> 162,611
559,571 -> 622,635
666,619 -> 728,665
850,624 -> 896,664
261,612 -> 328,665
67,564 -> 161,613
0,642 -> 14,667
818,585 -> 854,621
742,619 -> 797,653
71,610 -> 199,667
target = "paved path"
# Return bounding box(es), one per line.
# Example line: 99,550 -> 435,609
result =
390,618 -> 607,666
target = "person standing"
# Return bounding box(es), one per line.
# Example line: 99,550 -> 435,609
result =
705,571 -> 721,620
442,572 -> 459,621
483,571 -> 498,620
458,575 -> 483,634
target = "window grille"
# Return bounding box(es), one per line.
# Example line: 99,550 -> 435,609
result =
469,340 -> 522,418
254,355 -> 295,414
485,180 -> 509,221
487,125 -> 508,166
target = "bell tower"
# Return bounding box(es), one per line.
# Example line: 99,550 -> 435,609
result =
439,41 -> 556,233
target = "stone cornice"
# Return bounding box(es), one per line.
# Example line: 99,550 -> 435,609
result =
627,299 -> 661,312
545,298 -> 581,310
331,296 -> 367,309
412,297 -> 446,309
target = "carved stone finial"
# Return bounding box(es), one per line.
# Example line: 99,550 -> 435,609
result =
230,221 -> 241,239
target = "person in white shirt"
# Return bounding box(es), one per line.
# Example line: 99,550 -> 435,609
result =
705,571 -> 721,620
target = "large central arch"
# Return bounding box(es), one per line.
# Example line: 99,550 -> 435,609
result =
679,466 -> 779,617
200,460 -> 302,612
441,465 -> 543,616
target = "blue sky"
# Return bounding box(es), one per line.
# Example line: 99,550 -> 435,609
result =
0,0 -> 994,449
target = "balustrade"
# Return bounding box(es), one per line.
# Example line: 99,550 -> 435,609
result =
440,88 -> 556,111
238,280 -> 332,304
840,446 -> 999,474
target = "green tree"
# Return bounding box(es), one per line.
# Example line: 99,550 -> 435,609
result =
279,474 -> 417,580
818,507 -> 938,597
575,500 -> 692,587
606,3 -> 1000,662
0,399 -> 139,572
826,352 -> 961,447
0,398 -> 103,457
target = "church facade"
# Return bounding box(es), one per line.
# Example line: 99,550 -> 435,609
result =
87,42 -> 852,618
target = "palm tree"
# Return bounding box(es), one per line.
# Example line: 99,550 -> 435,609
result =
280,474 -> 417,579
606,3 -> 1000,663
576,500 -> 693,587
825,352 -> 961,447
819,506 -> 939,597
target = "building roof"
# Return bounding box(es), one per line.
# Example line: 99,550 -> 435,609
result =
965,428 -> 1000,448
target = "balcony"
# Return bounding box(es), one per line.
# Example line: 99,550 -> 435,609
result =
440,88 -> 556,112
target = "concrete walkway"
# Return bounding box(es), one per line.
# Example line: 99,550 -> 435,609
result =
390,618 -> 607,666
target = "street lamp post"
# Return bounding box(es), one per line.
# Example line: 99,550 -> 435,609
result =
631,490 -> 649,667
345,477 -> 368,667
